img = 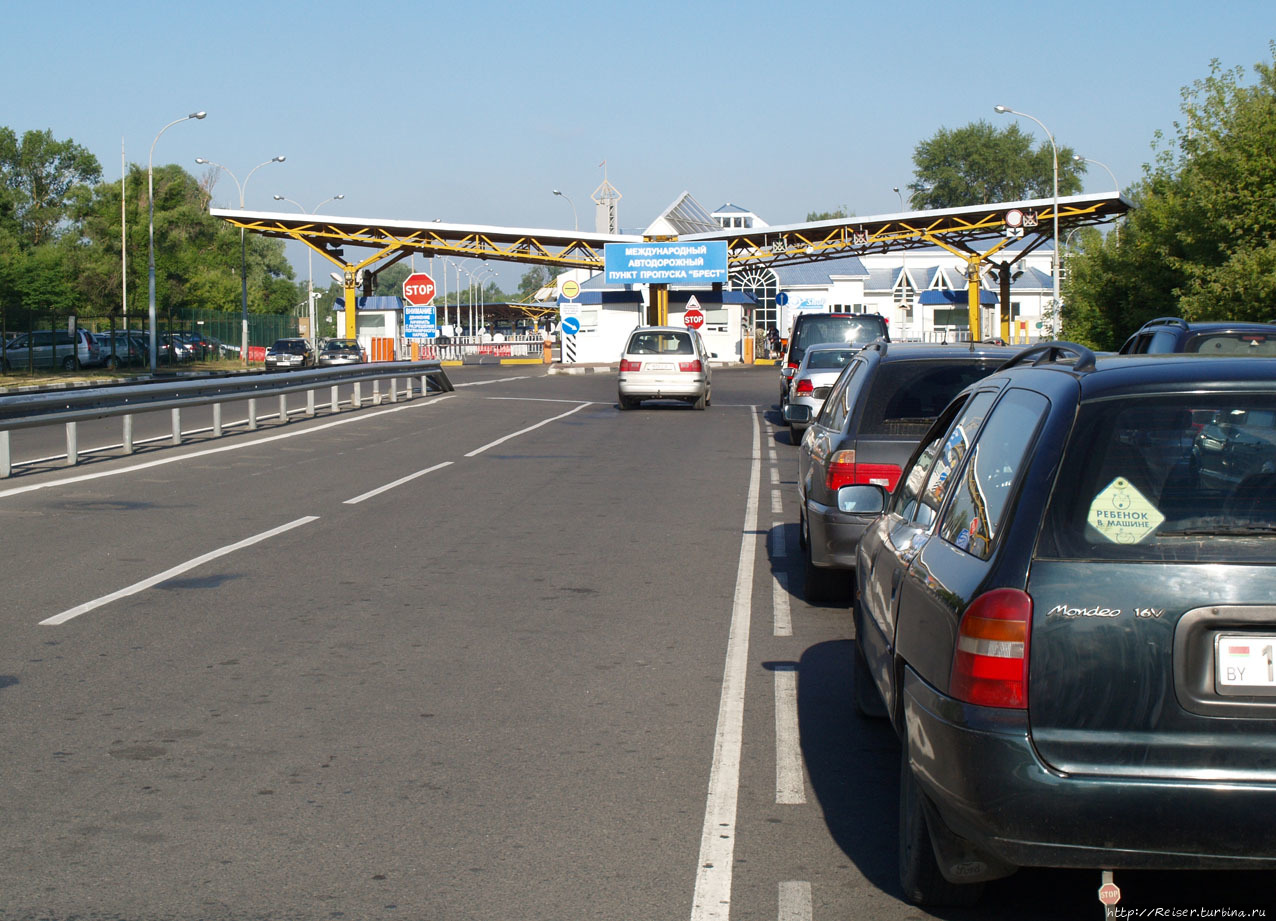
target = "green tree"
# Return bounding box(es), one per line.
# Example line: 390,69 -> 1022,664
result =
806,208 -> 849,221
0,127 -> 102,247
1065,43 -> 1276,348
908,121 -> 1084,210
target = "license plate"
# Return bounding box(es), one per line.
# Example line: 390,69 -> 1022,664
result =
1217,634 -> 1276,687
647,363 -> 673,371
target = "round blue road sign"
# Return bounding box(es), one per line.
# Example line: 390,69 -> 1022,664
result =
561,316 -> 581,335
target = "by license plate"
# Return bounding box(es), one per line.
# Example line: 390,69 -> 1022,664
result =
647,363 -> 673,371
1217,634 -> 1276,687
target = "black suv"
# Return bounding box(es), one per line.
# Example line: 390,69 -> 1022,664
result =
849,343 -> 1276,906
783,341 -> 1017,601
779,312 -> 888,406
1119,316 -> 1276,354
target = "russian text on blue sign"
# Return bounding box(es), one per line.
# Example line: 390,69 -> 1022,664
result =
604,241 -> 728,285
404,306 -> 438,340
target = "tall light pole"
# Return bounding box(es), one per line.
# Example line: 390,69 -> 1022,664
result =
995,105 -> 1059,336
893,187 -> 905,210
1074,155 -> 1119,192
273,194 -> 344,347
148,111 -> 206,371
195,155 -> 286,364
553,189 -> 578,231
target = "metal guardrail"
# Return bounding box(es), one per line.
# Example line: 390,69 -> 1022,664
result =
0,361 -> 454,478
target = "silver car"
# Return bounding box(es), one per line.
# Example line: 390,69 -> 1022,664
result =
617,326 -> 713,410
784,343 -> 858,440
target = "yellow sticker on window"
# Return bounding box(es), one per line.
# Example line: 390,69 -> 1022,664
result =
1087,477 -> 1166,544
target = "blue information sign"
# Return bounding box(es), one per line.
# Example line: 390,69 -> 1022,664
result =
561,316 -> 581,335
404,305 -> 438,340
604,241 -> 728,285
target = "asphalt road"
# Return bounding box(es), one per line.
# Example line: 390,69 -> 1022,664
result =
0,365 -> 1267,920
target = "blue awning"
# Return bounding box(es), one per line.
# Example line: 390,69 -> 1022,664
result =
917,289 -> 998,306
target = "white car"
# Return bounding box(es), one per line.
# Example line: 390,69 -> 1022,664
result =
784,343 -> 859,439
617,326 -> 713,410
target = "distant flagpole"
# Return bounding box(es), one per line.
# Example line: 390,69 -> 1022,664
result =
121,139 -> 127,326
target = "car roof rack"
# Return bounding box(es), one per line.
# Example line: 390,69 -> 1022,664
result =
997,341 -> 1097,373
1139,316 -> 1190,331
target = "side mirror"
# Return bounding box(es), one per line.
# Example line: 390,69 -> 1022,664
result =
782,403 -> 812,424
837,483 -> 886,515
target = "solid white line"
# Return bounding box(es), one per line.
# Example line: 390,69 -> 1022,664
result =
690,406 -> 760,921
778,881 -> 812,921
40,516 -> 320,625
774,666 -> 806,804
344,461 -> 453,505
0,395 -> 456,500
773,571 -> 792,638
464,403 -> 591,457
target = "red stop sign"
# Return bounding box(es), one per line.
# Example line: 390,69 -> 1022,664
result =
402,272 -> 436,306
683,307 -> 705,330
1098,883 -> 1121,906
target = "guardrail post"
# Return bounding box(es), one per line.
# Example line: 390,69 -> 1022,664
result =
330,385 -> 339,412
1,430 -> 10,478
373,381 -> 382,406
306,389 -> 316,417
212,403 -> 222,437
123,414 -> 134,454
421,374 -> 428,395
279,394 -> 288,424
389,377 -> 398,403
171,408 -> 181,445
66,421 -> 78,466
353,383 -> 362,408
248,398 -> 258,431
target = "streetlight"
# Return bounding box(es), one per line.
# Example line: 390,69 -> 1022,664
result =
552,189 -> 578,231
147,111 -> 206,371
995,105 -> 1059,336
893,187 -> 905,210
273,194 -> 345,347
1073,155 -> 1119,192
196,154 -> 286,364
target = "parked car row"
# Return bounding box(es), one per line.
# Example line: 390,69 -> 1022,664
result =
0,328 -> 229,371
776,318 -> 1276,907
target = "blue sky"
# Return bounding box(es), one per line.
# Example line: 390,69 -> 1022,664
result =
9,0 -> 1275,288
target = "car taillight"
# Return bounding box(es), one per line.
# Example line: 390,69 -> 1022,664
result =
824,450 -> 901,491
619,358 -> 642,372
950,589 -> 1032,709
678,359 -> 702,373
795,378 -> 814,395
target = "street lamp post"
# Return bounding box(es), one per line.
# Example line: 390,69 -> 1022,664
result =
1074,155 -> 1119,192
273,194 -> 344,348
552,189 -> 578,231
195,155 -> 286,364
995,105 -> 1059,336
893,187 -> 905,210
148,111 -> 206,371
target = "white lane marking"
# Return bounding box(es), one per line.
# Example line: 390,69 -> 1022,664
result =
773,570 -> 792,638
771,490 -> 783,515
778,881 -> 812,921
690,406 -> 760,921
486,396 -> 590,404
774,665 -> 805,804
464,403 -> 592,457
0,395 -> 456,500
344,461 -> 454,505
453,376 -> 531,387
40,516 -> 320,626
770,467 -> 780,486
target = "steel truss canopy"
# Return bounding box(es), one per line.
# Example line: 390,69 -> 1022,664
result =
212,191 -> 1129,274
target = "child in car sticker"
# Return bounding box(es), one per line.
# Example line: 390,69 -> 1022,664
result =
1086,477 -> 1166,544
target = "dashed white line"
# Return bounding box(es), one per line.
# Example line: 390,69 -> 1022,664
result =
344,461 -> 454,504
464,402 -> 591,457
773,571 -> 792,638
40,516 -> 320,625
774,665 -> 806,804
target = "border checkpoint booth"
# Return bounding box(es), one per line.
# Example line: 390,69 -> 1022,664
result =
556,284 -> 758,365
332,295 -> 404,361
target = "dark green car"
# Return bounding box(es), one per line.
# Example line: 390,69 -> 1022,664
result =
850,344 -> 1276,906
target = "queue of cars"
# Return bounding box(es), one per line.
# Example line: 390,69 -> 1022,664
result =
777,319 -> 1276,906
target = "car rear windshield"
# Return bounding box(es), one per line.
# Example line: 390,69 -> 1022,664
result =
805,349 -> 855,370
1187,333 -> 1276,355
792,316 -> 884,351
1040,395 -> 1276,562
858,359 -> 1003,436
325,342 -> 359,353
626,331 -> 693,355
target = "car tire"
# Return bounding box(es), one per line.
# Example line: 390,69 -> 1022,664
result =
104,355 -> 120,370
693,392 -> 707,410
802,515 -> 842,604
62,356 -> 77,370
853,639 -> 888,719
618,395 -> 635,411
899,749 -> 984,907
789,424 -> 803,445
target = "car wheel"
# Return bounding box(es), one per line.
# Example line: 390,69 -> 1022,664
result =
853,639 -> 887,719
693,391 -> 707,410
802,516 -> 842,604
899,749 -> 984,907
105,355 -> 120,370
62,355 -> 77,370
618,394 -> 632,411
